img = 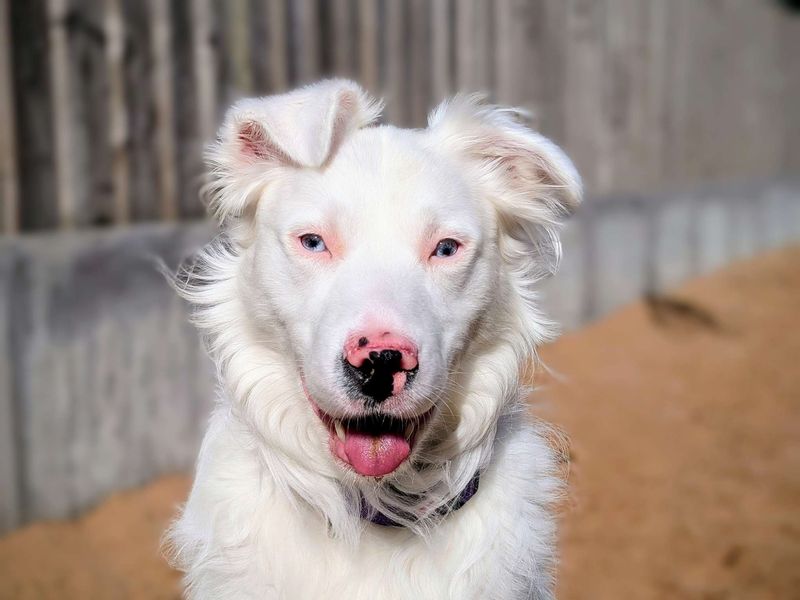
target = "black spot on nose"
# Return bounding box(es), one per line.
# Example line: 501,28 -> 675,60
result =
343,349 -> 414,405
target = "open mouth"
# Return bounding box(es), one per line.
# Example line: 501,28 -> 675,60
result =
314,407 -> 434,477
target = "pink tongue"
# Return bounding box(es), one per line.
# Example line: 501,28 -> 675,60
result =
343,432 -> 410,477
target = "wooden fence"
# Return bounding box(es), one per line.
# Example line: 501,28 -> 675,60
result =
1,0 -> 799,233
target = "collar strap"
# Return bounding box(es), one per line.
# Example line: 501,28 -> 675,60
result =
360,472 -> 481,527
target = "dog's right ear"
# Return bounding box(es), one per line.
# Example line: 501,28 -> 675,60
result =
206,79 -> 382,223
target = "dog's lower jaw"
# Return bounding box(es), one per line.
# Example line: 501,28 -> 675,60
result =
167,409 -> 561,600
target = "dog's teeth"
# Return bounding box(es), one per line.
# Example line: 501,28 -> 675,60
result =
334,420 -> 346,442
404,423 -> 415,440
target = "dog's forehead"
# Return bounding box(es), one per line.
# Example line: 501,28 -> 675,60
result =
266,125 -> 486,243
321,126 -> 474,215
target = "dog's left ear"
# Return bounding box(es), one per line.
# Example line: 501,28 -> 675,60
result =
207,79 -> 382,223
427,96 -> 582,279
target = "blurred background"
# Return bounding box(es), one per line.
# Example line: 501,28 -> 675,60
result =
0,1 -> 798,598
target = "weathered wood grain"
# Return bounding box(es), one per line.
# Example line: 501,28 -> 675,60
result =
105,0 -> 130,224
382,0 -> 408,125
46,0 -> 83,228
121,0 -> 159,221
356,0 -> 378,94
191,0 -> 218,142
0,0 -> 19,234
149,0 -> 178,220
10,0 -> 58,230
408,0 -> 431,126
223,0 -> 254,96
330,0 -> 356,78
430,0 -> 452,106
170,0 -> 203,219
563,0 -> 611,193
265,0 -> 289,91
291,0 -> 320,85
4,1 -> 800,225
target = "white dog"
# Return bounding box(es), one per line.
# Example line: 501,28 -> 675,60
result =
166,79 -> 581,599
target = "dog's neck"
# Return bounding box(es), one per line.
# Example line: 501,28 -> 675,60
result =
360,471 -> 481,527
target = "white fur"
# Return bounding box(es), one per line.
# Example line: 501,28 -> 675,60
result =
165,80 -> 581,599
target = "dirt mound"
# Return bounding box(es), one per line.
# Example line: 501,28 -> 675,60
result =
540,245 -> 800,599
0,476 -> 188,599
1,246 -> 798,599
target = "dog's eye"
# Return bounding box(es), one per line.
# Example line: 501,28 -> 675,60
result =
432,238 -> 460,258
299,234 -> 327,253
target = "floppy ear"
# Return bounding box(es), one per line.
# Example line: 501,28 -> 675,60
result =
206,79 -> 382,223
427,95 -> 582,281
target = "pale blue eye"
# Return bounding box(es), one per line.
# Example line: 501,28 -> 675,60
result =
300,234 -> 327,253
433,238 -> 459,258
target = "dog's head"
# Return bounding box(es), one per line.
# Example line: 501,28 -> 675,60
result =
190,80 -> 579,492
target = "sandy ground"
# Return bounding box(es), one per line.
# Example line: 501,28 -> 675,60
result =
1,246 -> 798,599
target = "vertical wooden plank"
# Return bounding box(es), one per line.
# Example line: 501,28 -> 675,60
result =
149,0 -> 178,220
660,0 -> 690,185
60,0 -> 113,228
171,0 -> 203,218
639,0 -> 668,189
191,0 -> 218,143
105,0 -> 130,223
121,0 -> 158,221
603,0 -> 649,192
494,0 -> 568,138
408,0 -> 431,126
47,0 -> 81,228
223,0 -> 254,95
9,0 -> 57,230
713,0 -> 748,182
778,2 -> 800,173
455,0 -> 492,92
266,0 -> 288,91
0,0 -> 19,234
494,0 -> 521,105
683,0 -> 729,185
763,3 -> 789,176
738,2 -> 784,178
430,0 -> 452,106
45,0 -> 108,228
537,0 -> 569,142
330,0 -> 355,78
383,0 -> 407,124
248,0 -> 268,92
357,0 -> 379,94
454,0 -> 472,92
562,0 -> 610,195
291,0 -> 320,84
215,0 -> 253,113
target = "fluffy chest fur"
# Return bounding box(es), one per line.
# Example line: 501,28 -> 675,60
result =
171,409 -> 560,600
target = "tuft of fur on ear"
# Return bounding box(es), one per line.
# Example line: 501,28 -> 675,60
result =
205,79 -> 383,224
427,95 -> 582,346
429,95 -> 582,271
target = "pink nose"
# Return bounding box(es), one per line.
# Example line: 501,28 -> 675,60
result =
343,331 -> 419,403
344,330 -> 419,371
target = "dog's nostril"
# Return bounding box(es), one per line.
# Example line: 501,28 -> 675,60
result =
343,348 -> 416,404
369,349 -> 402,369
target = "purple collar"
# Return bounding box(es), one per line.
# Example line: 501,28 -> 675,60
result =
360,472 -> 481,527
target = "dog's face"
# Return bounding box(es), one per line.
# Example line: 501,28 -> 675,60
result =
207,80 -> 581,480
249,128 -> 498,476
